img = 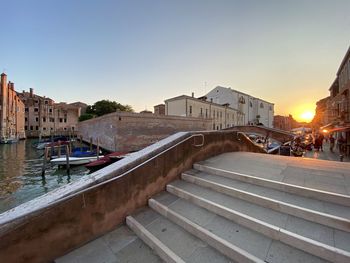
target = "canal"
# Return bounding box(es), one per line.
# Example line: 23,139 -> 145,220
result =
0,139 -> 89,213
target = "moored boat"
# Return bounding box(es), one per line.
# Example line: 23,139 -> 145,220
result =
50,155 -> 104,166
85,151 -> 129,171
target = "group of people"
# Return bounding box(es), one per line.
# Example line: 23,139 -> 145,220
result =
313,133 -> 346,154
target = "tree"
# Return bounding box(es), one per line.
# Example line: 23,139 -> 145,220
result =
78,113 -> 94,122
85,100 -> 134,117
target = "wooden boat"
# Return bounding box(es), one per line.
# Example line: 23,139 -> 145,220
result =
85,152 -> 129,171
50,155 -> 104,166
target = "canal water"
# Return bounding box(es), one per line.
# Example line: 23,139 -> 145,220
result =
0,139 -> 89,213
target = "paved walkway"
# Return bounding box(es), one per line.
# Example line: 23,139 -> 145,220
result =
304,141 -> 350,162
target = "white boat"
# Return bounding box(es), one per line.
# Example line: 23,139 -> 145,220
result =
50,156 -> 104,166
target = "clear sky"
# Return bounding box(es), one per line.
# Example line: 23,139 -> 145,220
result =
1,0 -> 350,121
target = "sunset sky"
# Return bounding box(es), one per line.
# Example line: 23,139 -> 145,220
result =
1,0 -> 350,122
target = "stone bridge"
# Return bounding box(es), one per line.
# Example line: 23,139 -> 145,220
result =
226,125 -> 294,143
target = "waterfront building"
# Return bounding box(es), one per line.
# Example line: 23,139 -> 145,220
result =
18,89 -> 86,138
0,73 -> 26,142
205,86 -> 274,127
153,104 -> 165,115
273,114 -> 297,131
165,93 -> 244,130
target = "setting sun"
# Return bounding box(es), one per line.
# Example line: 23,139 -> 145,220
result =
300,111 -> 315,122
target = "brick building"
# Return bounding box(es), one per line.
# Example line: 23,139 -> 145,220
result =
153,104 -> 165,115
18,89 -> 86,138
0,73 -> 26,142
273,115 -> 297,131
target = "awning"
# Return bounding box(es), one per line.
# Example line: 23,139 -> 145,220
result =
327,126 -> 350,133
320,123 -> 336,130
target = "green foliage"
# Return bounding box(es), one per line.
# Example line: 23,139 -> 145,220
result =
78,113 -> 94,122
85,100 -> 134,117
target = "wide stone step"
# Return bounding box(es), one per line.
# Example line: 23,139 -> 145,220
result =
127,207 -> 234,263
55,225 -> 162,263
194,163 -> 350,207
182,169 -> 350,232
167,180 -> 350,263
151,191 -> 331,263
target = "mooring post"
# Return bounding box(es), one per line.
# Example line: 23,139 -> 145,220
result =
66,144 -> 70,175
58,141 -> 61,158
41,147 -> 49,177
96,138 -> 100,160
80,135 -> 83,151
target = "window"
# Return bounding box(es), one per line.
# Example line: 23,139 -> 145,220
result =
200,108 -> 203,116
25,126 -> 27,130
35,126 -> 39,130
220,112 -> 222,118
213,123 -> 215,130
239,96 -> 245,104
205,109 -> 208,118
50,127 -> 53,130
49,108 -> 53,113
249,101 -> 252,107
269,106 -> 272,111
64,127 -> 67,131
71,127 -> 75,131
213,110 -> 215,118
64,118 -> 67,123
35,117 -> 39,122
25,117 -> 27,122
189,106 -> 192,115
25,107 -> 29,112
59,118 -> 63,123
43,117 -> 46,122
30,126 -> 33,130
43,127 -> 46,130
44,100 -> 48,105
260,103 -> 264,108
34,108 -> 39,112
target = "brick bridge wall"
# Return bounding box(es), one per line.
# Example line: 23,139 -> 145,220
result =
77,112 -> 213,152
0,131 -> 264,263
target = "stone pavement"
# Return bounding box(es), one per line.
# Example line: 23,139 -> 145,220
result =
57,152 -> 350,263
304,141 -> 350,162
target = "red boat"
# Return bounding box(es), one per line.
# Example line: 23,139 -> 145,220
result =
85,151 -> 129,172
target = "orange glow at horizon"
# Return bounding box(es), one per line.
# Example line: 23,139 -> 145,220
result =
289,104 -> 316,123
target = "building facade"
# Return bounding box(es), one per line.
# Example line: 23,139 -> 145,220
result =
0,73 -> 26,142
205,86 -> 274,128
18,89 -> 85,138
154,104 -> 165,115
165,94 -> 244,130
273,115 -> 297,131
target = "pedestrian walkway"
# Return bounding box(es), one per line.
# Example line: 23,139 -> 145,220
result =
304,141 -> 350,162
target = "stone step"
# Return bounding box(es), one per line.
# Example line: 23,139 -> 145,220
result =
127,207 -> 234,263
151,192 -> 331,263
182,169 -> 350,232
148,197 -> 263,263
167,180 -> 350,263
55,225 -> 162,263
194,163 -> 350,207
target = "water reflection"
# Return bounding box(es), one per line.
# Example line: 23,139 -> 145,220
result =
0,139 -> 88,213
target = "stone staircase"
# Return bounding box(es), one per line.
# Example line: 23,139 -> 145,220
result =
126,161 -> 350,263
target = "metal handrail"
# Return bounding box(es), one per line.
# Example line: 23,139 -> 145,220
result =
2,133 -> 206,225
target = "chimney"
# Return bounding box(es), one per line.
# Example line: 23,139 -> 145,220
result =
30,88 -> 33,98
1,73 -> 7,86
191,92 -> 194,98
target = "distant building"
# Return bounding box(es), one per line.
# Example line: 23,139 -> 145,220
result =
273,115 -> 297,131
0,73 -> 26,142
312,97 -> 330,128
139,110 -> 153,114
205,86 -> 274,127
165,94 -> 244,130
154,104 -> 165,115
18,89 -> 84,138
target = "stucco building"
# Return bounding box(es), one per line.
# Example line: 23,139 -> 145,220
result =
205,86 -> 274,127
0,73 -> 26,142
165,94 -> 244,130
18,89 -> 85,138
154,104 -> 165,115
